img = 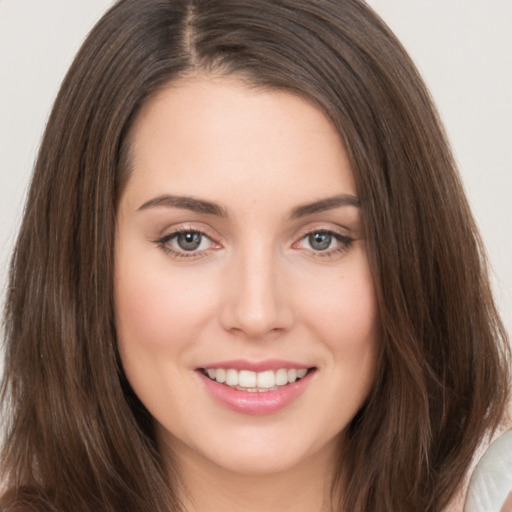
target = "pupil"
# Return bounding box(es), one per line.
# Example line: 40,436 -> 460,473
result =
177,232 -> 201,251
309,232 -> 331,251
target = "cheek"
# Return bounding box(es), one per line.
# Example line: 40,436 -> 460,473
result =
114,260 -> 218,356
302,257 -> 379,351
113,260 -> 220,421
290,255 -> 379,439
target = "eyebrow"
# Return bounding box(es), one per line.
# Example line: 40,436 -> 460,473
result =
137,193 -> 360,218
137,195 -> 228,217
289,194 -> 361,219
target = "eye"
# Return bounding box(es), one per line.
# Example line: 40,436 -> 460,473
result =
175,231 -> 205,251
294,229 -> 353,257
153,228 -> 219,258
308,232 -> 334,251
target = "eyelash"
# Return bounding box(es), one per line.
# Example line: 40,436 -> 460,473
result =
294,229 -> 354,259
153,227 -> 217,260
153,227 -> 354,260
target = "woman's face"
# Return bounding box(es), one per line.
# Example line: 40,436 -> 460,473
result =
115,77 -> 379,477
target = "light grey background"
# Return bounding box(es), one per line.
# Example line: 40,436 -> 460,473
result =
1,0 -> 511,352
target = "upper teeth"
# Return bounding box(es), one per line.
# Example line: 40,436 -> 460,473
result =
205,368 -> 309,391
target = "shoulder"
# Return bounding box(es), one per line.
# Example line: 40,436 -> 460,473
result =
465,429 -> 512,512
443,409 -> 512,512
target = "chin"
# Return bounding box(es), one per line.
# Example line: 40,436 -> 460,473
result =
161,419 -> 343,479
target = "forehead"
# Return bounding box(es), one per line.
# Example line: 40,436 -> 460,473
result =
123,76 -> 356,212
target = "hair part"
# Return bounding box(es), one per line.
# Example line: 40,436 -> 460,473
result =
1,1 -> 510,511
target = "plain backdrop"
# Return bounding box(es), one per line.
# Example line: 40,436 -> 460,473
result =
1,1 -> 511,364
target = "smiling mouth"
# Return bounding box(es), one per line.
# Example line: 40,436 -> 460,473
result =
199,367 -> 316,392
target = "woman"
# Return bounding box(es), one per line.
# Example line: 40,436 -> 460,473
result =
1,1 -> 510,511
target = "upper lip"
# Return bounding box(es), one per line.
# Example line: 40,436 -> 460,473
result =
198,359 -> 314,372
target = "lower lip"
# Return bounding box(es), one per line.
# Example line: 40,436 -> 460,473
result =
198,370 -> 314,415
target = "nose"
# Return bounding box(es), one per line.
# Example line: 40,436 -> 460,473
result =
219,244 -> 294,339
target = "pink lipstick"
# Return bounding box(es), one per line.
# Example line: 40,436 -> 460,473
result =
196,360 -> 316,415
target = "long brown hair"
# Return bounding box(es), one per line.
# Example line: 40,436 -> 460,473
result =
1,1 -> 510,511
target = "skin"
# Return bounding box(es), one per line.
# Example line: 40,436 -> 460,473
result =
115,76 -> 380,511
501,492 -> 512,512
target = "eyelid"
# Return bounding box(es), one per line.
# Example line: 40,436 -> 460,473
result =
154,222 -> 222,243
152,222 -> 355,260
152,223 -> 222,259
291,224 -> 355,258
292,222 -> 354,241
